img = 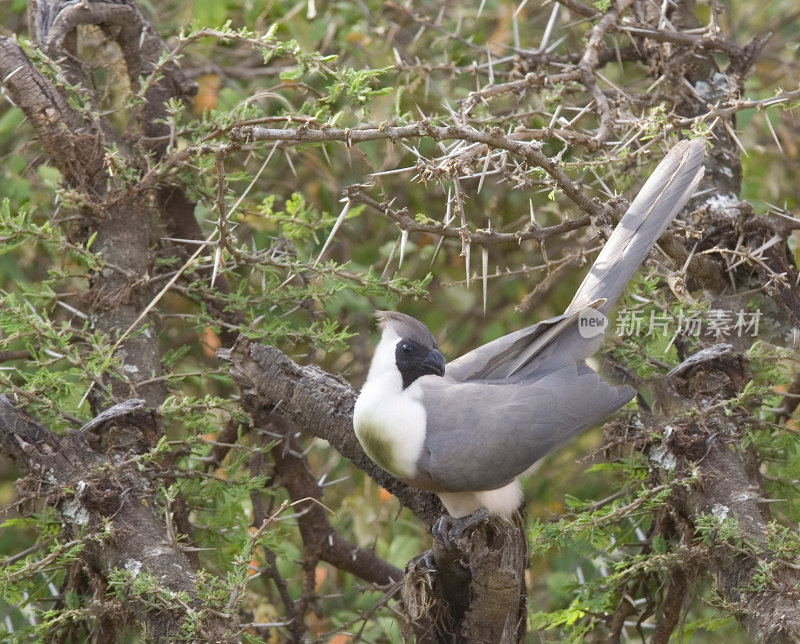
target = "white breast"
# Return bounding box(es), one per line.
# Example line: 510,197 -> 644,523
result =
353,331 -> 427,480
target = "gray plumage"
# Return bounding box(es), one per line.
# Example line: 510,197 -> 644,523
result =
353,139 -> 706,518
375,310 -> 437,349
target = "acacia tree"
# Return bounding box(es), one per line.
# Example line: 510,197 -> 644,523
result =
1,0 -> 799,642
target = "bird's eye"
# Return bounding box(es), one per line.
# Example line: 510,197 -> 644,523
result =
401,342 -> 412,354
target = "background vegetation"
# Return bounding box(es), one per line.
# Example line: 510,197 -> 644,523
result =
1,0 -> 799,641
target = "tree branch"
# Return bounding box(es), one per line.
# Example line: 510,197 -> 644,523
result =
230,123 -> 613,220
224,338 -> 444,526
260,413 -> 404,586
0,396 -> 239,642
654,349 -> 800,642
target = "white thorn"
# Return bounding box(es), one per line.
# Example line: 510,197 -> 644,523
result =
482,245 -> 489,315
477,150 -> 491,194
211,244 -> 221,287
465,241 -> 471,288
764,109 -> 783,154
398,229 -> 408,270
314,200 -> 350,267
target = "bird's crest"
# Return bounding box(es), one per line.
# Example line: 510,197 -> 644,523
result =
374,311 -> 438,349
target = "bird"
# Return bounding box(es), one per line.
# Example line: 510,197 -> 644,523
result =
353,139 -> 705,525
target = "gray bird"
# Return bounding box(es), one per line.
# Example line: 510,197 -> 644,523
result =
353,139 -> 705,522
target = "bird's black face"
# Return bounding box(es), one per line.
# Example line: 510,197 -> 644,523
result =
395,338 -> 445,388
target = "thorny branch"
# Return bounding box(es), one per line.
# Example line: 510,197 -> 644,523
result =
2,0 -> 800,641
345,187 -> 593,247
0,396 -> 238,642
231,122 -> 611,217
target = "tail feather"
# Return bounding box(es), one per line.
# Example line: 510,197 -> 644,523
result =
567,138 -> 705,315
445,139 -> 705,382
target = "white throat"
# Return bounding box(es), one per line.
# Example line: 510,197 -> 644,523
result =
364,329 -> 403,390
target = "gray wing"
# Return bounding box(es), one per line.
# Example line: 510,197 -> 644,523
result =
444,139 -> 705,382
415,363 -> 635,492
445,300 -> 605,382
444,311 -> 575,382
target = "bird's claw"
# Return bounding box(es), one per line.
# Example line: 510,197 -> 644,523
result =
418,548 -> 436,570
421,509 -> 490,572
432,508 -> 489,546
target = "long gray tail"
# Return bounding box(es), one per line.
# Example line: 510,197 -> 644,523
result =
446,139 -> 705,382
566,139 -> 705,316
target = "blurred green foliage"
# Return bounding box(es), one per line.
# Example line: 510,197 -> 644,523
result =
1,0 -> 799,641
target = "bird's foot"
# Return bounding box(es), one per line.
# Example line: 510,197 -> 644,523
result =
432,508 -> 489,547
418,548 -> 437,570
419,509 -> 489,580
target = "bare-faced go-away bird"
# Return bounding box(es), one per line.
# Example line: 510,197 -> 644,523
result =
353,139 -> 705,528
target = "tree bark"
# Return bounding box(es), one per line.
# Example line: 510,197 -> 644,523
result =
656,347 -> 800,643
0,3 -> 237,640
621,1 -> 800,640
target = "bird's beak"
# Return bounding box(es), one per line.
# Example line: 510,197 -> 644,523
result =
423,349 -> 446,377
